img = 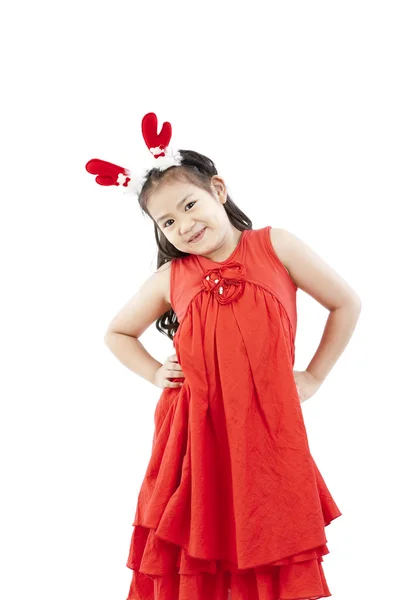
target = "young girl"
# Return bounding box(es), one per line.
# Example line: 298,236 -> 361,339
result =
103,149 -> 361,600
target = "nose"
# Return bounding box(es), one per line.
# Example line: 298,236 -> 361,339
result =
180,221 -> 196,235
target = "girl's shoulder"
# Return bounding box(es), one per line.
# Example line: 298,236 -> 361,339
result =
156,259 -> 173,305
255,226 -> 292,279
157,255 -> 193,306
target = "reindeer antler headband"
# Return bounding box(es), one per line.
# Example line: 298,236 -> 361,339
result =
85,112 -> 183,197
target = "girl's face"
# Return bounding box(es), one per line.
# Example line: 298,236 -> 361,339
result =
147,176 -> 238,256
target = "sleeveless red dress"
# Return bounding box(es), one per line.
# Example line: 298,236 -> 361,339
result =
126,226 -> 342,600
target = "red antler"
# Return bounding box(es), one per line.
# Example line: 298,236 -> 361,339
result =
86,113 -> 175,192
85,159 -> 131,187
141,112 -> 172,158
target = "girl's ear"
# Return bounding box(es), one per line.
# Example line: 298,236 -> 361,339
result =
210,175 -> 226,197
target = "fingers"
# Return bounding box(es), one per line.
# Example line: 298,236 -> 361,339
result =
164,353 -> 185,388
169,353 -> 181,367
164,379 -> 183,388
168,354 -> 184,375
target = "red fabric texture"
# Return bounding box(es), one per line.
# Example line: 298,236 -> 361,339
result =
126,226 -> 342,600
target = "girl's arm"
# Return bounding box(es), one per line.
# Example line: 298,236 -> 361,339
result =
270,228 -> 362,384
104,262 -> 172,385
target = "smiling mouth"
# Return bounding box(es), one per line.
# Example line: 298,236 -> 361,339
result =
188,228 -> 206,243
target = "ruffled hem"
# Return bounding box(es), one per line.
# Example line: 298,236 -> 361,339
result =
126,524 -> 338,600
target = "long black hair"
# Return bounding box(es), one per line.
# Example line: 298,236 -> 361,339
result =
138,149 -> 253,341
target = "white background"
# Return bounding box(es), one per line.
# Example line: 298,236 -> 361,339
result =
1,1 -> 398,599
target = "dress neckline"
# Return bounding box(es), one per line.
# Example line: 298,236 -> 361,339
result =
195,228 -> 250,268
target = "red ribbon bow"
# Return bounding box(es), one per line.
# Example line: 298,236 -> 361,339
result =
202,261 -> 246,305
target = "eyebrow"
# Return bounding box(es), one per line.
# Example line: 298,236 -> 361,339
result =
156,193 -> 194,224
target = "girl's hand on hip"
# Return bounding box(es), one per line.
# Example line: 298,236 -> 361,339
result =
153,353 -> 185,390
293,370 -> 322,404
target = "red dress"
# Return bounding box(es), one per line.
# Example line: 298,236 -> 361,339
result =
126,226 -> 342,600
